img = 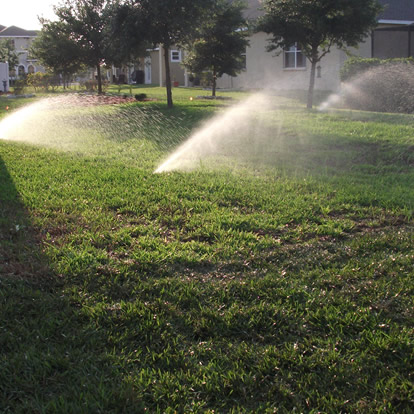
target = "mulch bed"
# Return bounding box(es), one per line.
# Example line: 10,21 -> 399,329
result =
196,96 -> 233,100
76,94 -> 138,106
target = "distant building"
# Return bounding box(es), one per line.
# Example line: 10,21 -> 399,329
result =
109,46 -> 186,87
2,0 -> 413,93
131,0 -> 414,93
372,0 -> 414,58
0,25 -> 45,83
215,0 -> 414,92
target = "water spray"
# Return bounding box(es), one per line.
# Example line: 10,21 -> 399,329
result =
155,93 -> 275,173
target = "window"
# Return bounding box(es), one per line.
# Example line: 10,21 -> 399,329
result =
284,43 -> 306,69
171,50 -> 182,63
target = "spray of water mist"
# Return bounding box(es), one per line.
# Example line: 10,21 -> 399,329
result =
0,93 -> 289,174
0,99 -> 54,142
319,63 -> 414,113
0,95 -> 190,158
155,93 -> 283,173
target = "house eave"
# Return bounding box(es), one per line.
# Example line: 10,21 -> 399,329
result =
378,19 -> 414,25
0,35 -> 37,38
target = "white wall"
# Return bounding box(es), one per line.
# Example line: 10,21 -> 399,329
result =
0,62 -> 10,92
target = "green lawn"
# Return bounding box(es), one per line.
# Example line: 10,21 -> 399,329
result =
0,87 -> 413,413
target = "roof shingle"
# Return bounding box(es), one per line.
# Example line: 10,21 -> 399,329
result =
0,25 -> 38,37
243,0 -> 414,23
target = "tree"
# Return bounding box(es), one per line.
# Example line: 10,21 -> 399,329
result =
143,0 -> 213,107
51,0 -> 119,94
0,39 -> 20,69
257,0 -> 382,109
122,0 -> 213,108
110,1 -> 149,66
183,0 -> 249,97
31,20 -> 85,88
145,0 -> 214,107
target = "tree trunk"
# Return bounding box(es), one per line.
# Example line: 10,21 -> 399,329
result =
212,68 -> 217,97
97,63 -> 102,94
307,58 -> 317,110
163,45 -> 173,108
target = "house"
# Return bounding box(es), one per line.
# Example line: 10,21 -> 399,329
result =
372,0 -> 414,58
0,25 -> 45,83
212,0 -> 414,92
111,46 -> 187,87
3,1 -> 412,93
145,0 -> 414,92
214,0 -> 414,92
147,46 -> 187,87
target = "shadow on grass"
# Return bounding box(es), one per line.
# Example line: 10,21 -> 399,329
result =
0,155 -> 141,412
1,145 -> 413,411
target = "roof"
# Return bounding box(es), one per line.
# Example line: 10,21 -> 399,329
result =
0,25 -> 38,37
243,0 -> 414,23
378,0 -> 414,21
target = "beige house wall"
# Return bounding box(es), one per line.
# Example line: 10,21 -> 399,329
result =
1,36 -> 45,75
150,50 -> 160,85
217,32 -> 372,92
170,60 -> 185,85
149,47 -> 186,87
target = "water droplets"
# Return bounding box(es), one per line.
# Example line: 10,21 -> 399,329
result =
155,93 -> 282,173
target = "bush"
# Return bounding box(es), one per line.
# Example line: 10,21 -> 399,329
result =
13,79 -> 26,95
340,57 -> 414,113
81,79 -> 108,92
26,72 -> 60,92
340,57 -> 382,82
81,79 -> 98,91
134,93 -> 147,101
27,72 -> 44,91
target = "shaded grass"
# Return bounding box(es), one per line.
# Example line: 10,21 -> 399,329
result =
0,88 -> 413,413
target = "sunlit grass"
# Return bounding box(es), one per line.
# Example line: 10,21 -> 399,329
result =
1,88 -> 413,413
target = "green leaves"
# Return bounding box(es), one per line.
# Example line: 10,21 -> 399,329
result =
0,39 -> 20,68
183,0 -> 250,91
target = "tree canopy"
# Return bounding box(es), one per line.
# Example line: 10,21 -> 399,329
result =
31,19 -> 85,86
52,0 -> 116,93
258,0 -> 382,108
110,1 -> 148,66
0,39 -> 20,70
119,0 -> 213,107
184,0 -> 249,97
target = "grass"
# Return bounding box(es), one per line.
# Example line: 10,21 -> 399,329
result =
0,86 -> 413,413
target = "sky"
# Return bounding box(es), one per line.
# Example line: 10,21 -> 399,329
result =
1,0 -> 59,30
